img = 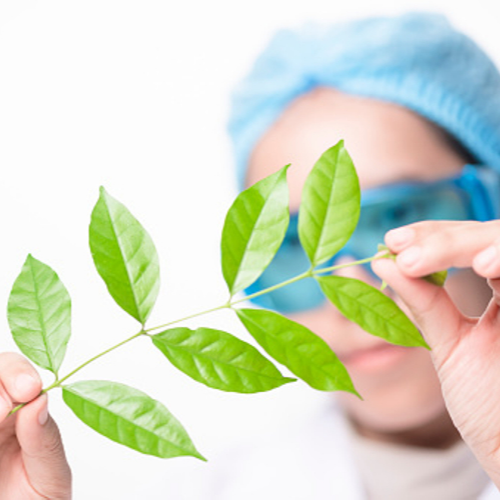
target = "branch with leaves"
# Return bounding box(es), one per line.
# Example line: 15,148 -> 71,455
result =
5,141 -> 434,461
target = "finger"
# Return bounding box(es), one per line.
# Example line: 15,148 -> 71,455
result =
487,278 -> 500,305
372,258 -> 467,353
0,352 -> 42,416
473,237 -> 500,279
17,394 -> 72,500
385,220 -> 500,277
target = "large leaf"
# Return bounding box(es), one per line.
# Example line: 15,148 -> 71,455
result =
298,141 -> 360,267
89,187 -> 160,325
63,380 -> 205,460
317,275 -> 429,348
236,308 -> 357,394
152,327 -> 295,393
7,255 -> 71,374
221,165 -> 290,296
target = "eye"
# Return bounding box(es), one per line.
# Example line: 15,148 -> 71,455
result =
379,203 -> 420,227
282,233 -> 300,248
282,216 -> 300,248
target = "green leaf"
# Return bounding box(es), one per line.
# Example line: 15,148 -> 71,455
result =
62,380 -> 205,460
7,255 -> 71,374
317,275 -> 429,348
152,327 -> 295,393
221,165 -> 290,296
298,141 -> 360,267
89,187 -> 160,325
423,270 -> 448,287
236,308 -> 357,394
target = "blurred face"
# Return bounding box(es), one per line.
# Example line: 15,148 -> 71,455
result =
247,88 -> 492,441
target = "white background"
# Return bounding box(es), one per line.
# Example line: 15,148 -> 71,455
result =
0,1 -> 499,498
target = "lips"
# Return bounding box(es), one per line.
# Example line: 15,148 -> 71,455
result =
337,342 -> 409,372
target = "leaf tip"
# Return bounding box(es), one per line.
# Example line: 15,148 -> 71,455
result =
353,389 -> 363,400
98,186 -> 110,201
406,336 -> 431,350
422,270 -> 448,287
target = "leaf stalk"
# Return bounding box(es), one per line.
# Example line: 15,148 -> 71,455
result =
8,329 -> 146,416
8,251 -> 390,418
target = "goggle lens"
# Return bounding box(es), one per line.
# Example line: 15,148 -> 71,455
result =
245,165 -> 499,313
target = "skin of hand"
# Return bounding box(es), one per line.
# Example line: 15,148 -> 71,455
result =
372,219 -> 500,488
0,352 -> 71,500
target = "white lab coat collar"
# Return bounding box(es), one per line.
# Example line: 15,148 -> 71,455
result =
208,401 -> 500,500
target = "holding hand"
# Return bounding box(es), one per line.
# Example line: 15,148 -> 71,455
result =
373,220 -> 500,488
0,352 -> 71,500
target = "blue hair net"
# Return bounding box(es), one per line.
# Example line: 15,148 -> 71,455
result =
228,12 -> 500,188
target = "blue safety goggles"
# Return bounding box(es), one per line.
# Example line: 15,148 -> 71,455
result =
245,164 -> 500,313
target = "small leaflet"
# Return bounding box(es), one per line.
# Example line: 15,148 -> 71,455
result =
152,327 -> 295,393
7,255 -> 71,374
298,141 -> 361,267
236,308 -> 358,395
63,380 -> 205,460
317,275 -> 429,349
220,165 -> 290,296
89,187 -> 160,325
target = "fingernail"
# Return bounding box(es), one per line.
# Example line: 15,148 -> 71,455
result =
386,227 -> 415,248
398,246 -> 422,268
38,395 -> 48,426
15,374 -> 38,397
475,245 -> 498,270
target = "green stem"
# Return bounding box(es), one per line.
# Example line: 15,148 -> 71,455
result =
312,253 -> 387,276
8,251 -> 390,417
145,271 -> 315,334
144,303 -> 232,334
48,329 -> 146,389
235,252 -> 388,305
146,252 -> 388,333
230,269 -> 313,306
8,329 -> 146,416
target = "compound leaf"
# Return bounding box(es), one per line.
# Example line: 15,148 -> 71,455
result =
221,165 -> 289,296
63,380 -> 205,460
7,254 -> 71,374
89,187 -> 160,325
152,327 -> 295,393
317,275 -> 429,348
236,308 -> 357,394
298,141 -> 360,267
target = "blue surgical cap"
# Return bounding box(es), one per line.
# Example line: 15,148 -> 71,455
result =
228,12 -> 500,188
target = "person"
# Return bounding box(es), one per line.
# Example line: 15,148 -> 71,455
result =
2,11 -> 500,500
205,11 -> 500,500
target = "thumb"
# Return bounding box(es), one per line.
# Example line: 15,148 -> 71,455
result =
372,258 -> 465,350
16,394 -> 72,500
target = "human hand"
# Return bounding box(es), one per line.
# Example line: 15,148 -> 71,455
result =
0,352 -> 71,500
372,220 -> 500,488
